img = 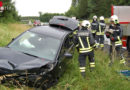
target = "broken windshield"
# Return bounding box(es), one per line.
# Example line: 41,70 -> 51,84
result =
8,31 -> 61,61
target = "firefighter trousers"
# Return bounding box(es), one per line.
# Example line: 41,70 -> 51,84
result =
96,35 -> 104,48
109,45 -> 125,64
78,51 -> 95,77
92,33 -> 96,40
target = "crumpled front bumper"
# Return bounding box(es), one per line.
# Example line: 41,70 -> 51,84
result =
0,72 -> 52,87
0,68 -> 53,87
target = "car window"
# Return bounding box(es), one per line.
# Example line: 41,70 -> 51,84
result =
8,31 -> 61,61
58,34 -> 73,59
64,34 -> 73,49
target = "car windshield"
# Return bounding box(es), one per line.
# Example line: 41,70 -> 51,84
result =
8,31 -> 61,61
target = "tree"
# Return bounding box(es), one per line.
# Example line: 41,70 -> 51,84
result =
65,6 -> 78,17
39,13 -> 64,22
77,0 -> 88,19
66,0 -> 130,19
0,0 -> 20,22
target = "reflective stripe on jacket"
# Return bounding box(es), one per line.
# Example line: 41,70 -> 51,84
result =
96,22 -> 106,35
74,27 -> 95,53
78,37 -> 93,53
91,20 -> 99,34
115,36 -> 122,46
109,24 -> 123,46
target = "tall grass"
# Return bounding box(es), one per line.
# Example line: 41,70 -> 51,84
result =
0,23 -> 32,90
0,23 -> 129,90
50,50 -> 129,90
0,23 -> 31,46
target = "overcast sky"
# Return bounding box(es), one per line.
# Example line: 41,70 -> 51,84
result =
13,0 -> 72,16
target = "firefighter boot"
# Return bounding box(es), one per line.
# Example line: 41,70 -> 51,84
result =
100,44 -> 104,50
81,72 -> 86,78
120,58 -> 126,65
80,67 -> 86,78
109,61 -> 113,66
96,43 -> 100,49
90,62 -> 95,71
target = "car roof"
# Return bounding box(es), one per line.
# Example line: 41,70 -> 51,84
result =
28,26 -> 71,40
49,16 -> 79,31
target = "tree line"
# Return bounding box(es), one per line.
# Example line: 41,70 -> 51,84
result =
1,0 -> 130,23
39,0 -> 130,22
39,12 -> 64,22
65,0 -> 130,19
0,0 -> 20,23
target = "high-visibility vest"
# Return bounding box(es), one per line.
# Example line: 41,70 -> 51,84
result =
115,36 -> 122,46
78,37 -> 93,53
91,22 -> 98,33
96,23 -> 106,35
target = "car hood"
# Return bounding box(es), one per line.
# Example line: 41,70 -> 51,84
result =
0,47 -> 52,71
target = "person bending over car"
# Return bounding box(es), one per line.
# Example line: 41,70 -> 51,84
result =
74,20 -> 96,77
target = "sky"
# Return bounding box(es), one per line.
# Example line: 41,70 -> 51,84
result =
13,0 -> 72,16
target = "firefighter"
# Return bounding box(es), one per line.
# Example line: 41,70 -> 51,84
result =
105,15 -> 126,65
96,16 -> 106,49
91,15 -> 99,40
74,20 -> 96,77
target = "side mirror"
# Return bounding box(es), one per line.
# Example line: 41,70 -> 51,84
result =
64,52 -> 73,59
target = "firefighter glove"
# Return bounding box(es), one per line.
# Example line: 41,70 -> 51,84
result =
109,29 -> 113,34
110,37 -> 114,41
105,32 -> 110,38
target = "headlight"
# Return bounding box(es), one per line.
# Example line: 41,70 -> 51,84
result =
46,63 -> 54,71
39,63 -> 54,75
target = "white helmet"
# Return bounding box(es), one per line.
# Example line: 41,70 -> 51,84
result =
100,16 -> 104,20
93,15 -> 97,19
72,17 -> 76,20
110,15 -> 119,24
81,20 -> 90,28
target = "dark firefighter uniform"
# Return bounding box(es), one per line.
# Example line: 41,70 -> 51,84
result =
96,20 -> 106,48
91,20 -> 99,39
74,27 -> 96,77
106,24 -> 125,64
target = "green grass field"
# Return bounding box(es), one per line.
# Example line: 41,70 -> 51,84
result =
0,23 -> 130,90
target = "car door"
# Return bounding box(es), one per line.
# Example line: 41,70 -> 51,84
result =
56,33 -> 74,77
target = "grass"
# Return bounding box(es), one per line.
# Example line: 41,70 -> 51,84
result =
50,50 -> 130,90
0,23 -> 31,46
0,23 -> 130,90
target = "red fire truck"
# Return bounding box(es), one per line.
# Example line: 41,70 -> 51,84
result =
111,6 -> 130,52
0,1 -> 4,12
0,1 -> 2,7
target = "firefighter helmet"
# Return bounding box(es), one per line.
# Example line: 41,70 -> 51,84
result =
99,16 -> 104,20
81,20 -> 90,28
110,15 -> 119,24
93,15 -> 97,19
